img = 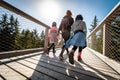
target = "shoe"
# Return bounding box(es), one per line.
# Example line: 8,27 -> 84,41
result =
45,48 -> 49,55
59,48 -> 65,61
69,53 -> 74,64
59,55 -> 64,61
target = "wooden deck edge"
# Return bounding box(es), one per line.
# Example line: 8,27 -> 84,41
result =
87,47 -> 120,75
0,48 -> 43,59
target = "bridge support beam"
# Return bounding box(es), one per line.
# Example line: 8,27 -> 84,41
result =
44,28 -> 49,52
103,24 -> 106,55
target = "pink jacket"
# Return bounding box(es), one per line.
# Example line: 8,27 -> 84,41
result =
48,26 -> 59,44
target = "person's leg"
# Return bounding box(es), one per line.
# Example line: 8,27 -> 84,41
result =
52,43 -> 56,53
64,38 -> 70,55
48,43 -> 54,51
59,32 -> 70,60
46,43 -> 54,54
69,46 -> 77,64
78,47 -> 82,61
59,45 -> 65,60
59,43 -> 69,60
66,48 -> 69,55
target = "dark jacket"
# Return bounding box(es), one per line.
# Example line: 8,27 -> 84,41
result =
59,15 -> 74,41
59,15 -> 74,32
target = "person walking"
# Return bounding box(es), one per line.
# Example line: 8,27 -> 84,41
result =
46,22 -> 59,56
66,14 -> 87,64
58,10 -> 74,60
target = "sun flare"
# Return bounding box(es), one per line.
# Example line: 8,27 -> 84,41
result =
39,1 -> 61,20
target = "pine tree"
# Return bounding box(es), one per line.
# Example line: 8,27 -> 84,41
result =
0,14 -> 19,51
32,29 -> 41,48
0,14 -> 9,51
14,18 -> 21,50
89,15 -> 98,32
40,30 -> 45,47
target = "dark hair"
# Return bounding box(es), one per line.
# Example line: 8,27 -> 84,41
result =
75,14 -> 83,21
52,22 -> 56,26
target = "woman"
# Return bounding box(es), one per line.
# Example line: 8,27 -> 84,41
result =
66,14 -> 87,64
58,10 -> 74,60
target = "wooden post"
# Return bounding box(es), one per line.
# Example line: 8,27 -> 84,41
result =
103,24 -> 106,55
91,33 -> 95,49
44,28 -> 49,52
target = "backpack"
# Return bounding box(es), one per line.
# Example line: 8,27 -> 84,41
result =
61,16 -> 70,32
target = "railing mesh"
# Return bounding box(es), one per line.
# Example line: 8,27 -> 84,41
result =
0,7 -> 45,52
105,15 -> 120,62
87,29 -> 103,53
87,3 -> 120,62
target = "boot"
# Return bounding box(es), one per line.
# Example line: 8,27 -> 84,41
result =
59,47 -> 65,60
46,48 -> 49,55
69,50 -> 74,64
78,52 -> 82,61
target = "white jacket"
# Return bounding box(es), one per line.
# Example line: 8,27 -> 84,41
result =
71,20 -> 87,34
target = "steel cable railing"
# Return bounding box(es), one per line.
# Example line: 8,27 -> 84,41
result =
87,2 -> 120,62
105,16 -> 120,62
0,6 -> 47,52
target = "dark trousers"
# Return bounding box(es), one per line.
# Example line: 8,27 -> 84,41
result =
60,31 -> 70,56
48,43 -> 55,53
72,46 -> 82,52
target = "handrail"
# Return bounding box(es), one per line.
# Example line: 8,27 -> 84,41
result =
0,0 -> 50,29
0,0 -> 50,51
87,2 -> 120,38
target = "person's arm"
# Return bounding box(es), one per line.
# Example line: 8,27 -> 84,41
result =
83,21 -> 87,36
70,23 -> 74,38
58,25 -> 61,33
58,19 -> 63,34
69,17 -> 74,26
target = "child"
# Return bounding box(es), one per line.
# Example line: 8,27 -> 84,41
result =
66,14 -> 87,64
46,22 -> 59,55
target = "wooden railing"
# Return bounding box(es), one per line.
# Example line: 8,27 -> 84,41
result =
0,0 -> 50,52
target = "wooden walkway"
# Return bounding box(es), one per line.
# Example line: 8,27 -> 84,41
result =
0,47 -> 120,80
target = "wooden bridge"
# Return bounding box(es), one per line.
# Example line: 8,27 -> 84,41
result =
0,47 -> 120,80
0,1 -> 120,80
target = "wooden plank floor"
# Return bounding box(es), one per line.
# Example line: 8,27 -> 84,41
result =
0,48 -> 120,80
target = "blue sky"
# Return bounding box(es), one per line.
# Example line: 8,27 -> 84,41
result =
3,0 -> 120,36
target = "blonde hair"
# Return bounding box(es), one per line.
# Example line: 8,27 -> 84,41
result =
66,10 -> 72,16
